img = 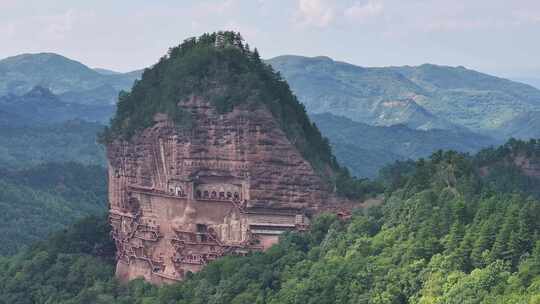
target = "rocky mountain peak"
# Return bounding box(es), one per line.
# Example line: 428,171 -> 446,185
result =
105,32 -> 356,284
24,86 -> 58,100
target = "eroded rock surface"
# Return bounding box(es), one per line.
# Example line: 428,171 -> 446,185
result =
513,155 -> 540,178
479,154 -> 540,179
108,96 -> 351,284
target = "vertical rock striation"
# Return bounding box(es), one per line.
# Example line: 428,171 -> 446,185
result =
108,96 -> 351,284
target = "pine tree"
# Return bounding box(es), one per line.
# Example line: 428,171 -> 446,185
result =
490,205 -> 519,264
252,48 -> 261,62
470,219 -> 498,268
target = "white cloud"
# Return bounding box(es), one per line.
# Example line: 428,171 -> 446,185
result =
344,0 -> 383,22
295,0 -> 335,28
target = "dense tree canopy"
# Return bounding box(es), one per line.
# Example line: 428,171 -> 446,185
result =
0,120 -> 106,169
2,139 -> 540,303
101,32 -> 336,174
0,162 -> 107,255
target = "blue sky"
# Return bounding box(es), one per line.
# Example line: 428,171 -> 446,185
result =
1,0 -> 539,78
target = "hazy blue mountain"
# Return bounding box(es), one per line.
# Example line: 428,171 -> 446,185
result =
0,120 -> 106,169
389,64 -> 540,131
268,55 -> 540,134
498,111 -> 540,140
267,55 -> 459,131
512,76 -> 540,90
56,83 -> 119,106
93,67 -> 122,75
0,85 -> 111,169
368,97 -> 461,130
122,68 -> 145,78
0,53 -> 141,105
1,52 -> 532,178
0,86 -> 114,124
0,109 -> 25,128
312,113 -> 498,177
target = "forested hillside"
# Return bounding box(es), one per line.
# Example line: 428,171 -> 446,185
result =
3,51 -> 537,178
0,85 -> 110,255
312,113 -> 497,177
0,120 -> 106,169
268,55 -> 540,137
390,64 -> 540,132
0,53 -> 141,105
1,139 -> 539,303
0,163 -> 107,255
0,86 -> 114,125
498,111 -> 540,140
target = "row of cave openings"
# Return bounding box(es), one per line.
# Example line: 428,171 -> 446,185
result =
196,190 -> 241,201
166,185 -> 241,202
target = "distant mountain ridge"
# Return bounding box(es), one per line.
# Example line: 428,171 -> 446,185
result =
1,51 -> 538,177
512,76 -> 540,90
0,86 -> 114,125
389,64 -> 540,131
312,113 -> 498,177
0,53 -> 142,105
498,111 -> 540,140
268,55 -> 540,137
267,55 -> 449,130
4,52 -> 537,138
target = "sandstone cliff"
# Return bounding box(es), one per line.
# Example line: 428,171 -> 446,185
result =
105,32 -> 358,284
108,96 -> 352,284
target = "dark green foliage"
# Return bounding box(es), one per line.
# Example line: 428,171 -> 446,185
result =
334,166 -> 384,200
102,31 -> 377,200
312,113 -> 497,178
475,138 -> 540,165
103,32 -> 333,168
0,215 -> 117,304
2,139 -> 540,303
378,160 -> 417,192
474,138 -> 540,197
0,162 -> 107,255
0,120 -> 107,169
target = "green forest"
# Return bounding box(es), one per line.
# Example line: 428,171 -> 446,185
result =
0,120 -> 106,169
0,162 -> 107,255
1,139 -> 540,303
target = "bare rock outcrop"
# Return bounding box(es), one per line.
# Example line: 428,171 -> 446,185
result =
108,96 -> 352,284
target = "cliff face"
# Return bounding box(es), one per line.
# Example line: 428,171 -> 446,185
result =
513,155 -> 540,178
478,153 -> 540,179
108,96 -> 349,284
